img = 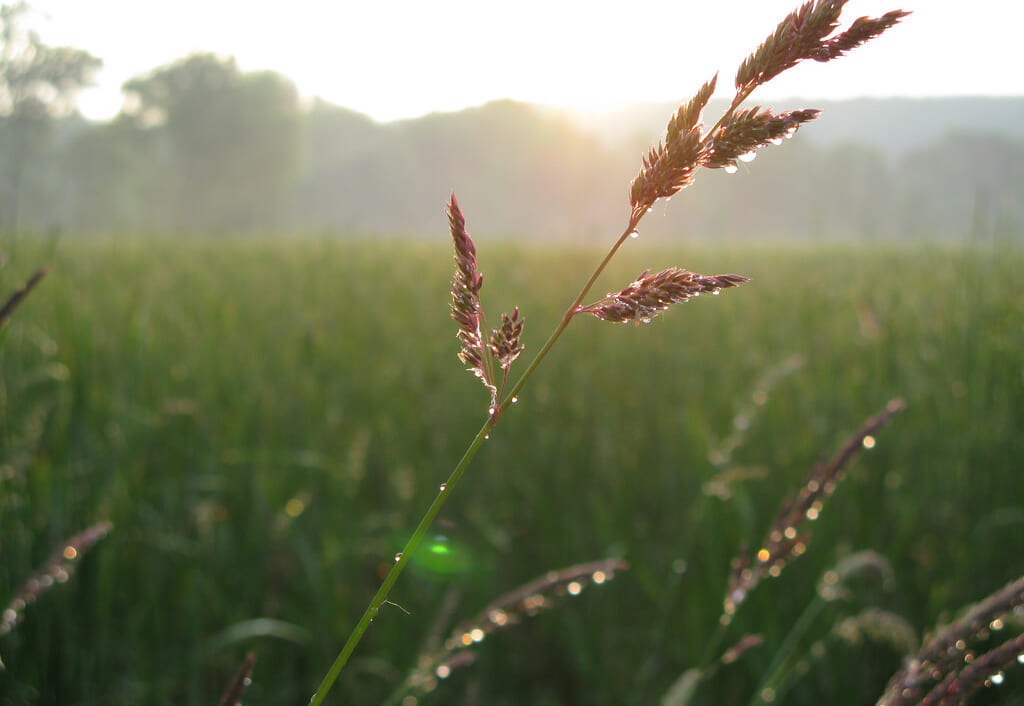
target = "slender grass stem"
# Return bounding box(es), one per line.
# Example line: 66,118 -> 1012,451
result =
310,224 -> 636,704
309,415 -> 493,705
747,596 -> 828,706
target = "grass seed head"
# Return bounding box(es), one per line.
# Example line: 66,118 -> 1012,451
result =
629,75 -> 718,216
488,307 -> 524,371
580,269 -> 749,324
705,107 -> 820,170
735,1 -> 910,91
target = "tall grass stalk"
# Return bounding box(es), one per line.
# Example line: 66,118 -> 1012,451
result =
310,3 -> 909,702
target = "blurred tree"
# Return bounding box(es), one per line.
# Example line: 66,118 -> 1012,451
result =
0,1 -> 100,233
121,53 -> 302,231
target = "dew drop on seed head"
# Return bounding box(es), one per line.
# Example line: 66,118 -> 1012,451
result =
630,230 -> 639,239
511,396 -> 518,403
769,137 -> 783,145
487,407 -> 496,416
989,671 -> 1005,686
484,434 -> 489,440
738,151 -> 757,163
711,288 -> 721,295
724,164 -> 739,174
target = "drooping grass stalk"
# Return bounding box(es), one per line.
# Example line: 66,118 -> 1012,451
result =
310,4 -> 909,702
384,559 -> 629,705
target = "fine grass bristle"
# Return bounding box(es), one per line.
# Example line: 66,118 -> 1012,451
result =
391,559 -> 629,702
876,575 -> 1024,706
0,522 -> 113,651
723,399 -> 906,621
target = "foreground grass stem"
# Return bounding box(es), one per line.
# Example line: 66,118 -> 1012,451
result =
309,222 -> 636,704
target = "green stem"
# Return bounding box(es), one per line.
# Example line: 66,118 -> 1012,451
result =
746,596 -> 827,706
309,224 -> 636,704
309,415 -> 493,705
312,80 -> 765,703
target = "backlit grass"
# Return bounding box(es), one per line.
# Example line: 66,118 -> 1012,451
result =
0,235 -> 1021,705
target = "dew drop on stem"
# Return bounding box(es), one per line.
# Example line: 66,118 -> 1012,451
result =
629,231 -> 639,239
394,553 -> 402,562
438,483 -> 447,492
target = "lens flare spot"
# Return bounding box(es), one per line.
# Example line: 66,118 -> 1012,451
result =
285,498 -> 306,517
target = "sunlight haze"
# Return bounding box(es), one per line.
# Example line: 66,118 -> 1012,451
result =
24,0 -> 1022,123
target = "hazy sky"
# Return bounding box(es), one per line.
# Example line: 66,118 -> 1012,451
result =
23,0 -> 1023,123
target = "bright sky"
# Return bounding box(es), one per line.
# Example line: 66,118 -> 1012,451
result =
24,0 -> 1024,123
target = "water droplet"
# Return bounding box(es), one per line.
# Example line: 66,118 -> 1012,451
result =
769,137 -> 783,145
784,126 -> 797,138
487,406 -> 496,415
739,151 -> 757,163
484,434 -> 490,440
989,671 -> 1005,685
511,396 -> 518,403
711,287 -> 721,295
1017,653 -> 1024,664
438,483 -> 447,492
629,230 -> 639,239
394,553 -> 403,562
724,164 -> 738,174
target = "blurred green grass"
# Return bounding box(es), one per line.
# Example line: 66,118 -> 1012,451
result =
0,235 -> 1022,705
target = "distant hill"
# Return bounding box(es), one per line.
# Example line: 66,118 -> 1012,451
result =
14,95 -> 1024,241
556,96 -> 1024,158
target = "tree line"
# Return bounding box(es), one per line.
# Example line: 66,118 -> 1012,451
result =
1,3 -> 1021,242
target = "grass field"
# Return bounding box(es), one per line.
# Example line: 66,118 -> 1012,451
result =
0,235 -> 1022,705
